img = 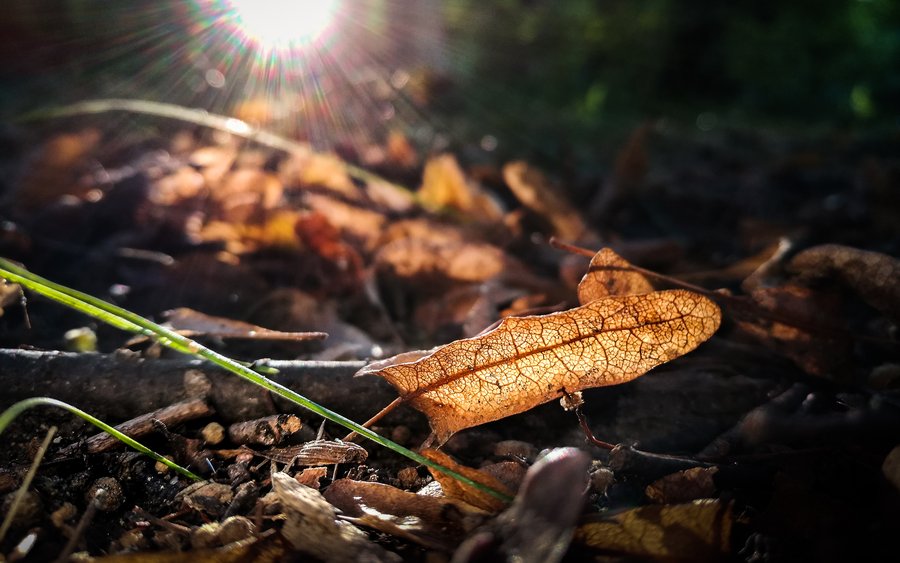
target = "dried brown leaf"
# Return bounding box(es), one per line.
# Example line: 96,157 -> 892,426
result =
212,169 -> 283,223
324,478 -> 485,549
788,244 -> 900,320
279,146 -> 359,196
420,449 -> 514,513
502,161 -> 588,241
736,284 -> 850,378
305,193 -> 387,250
272,472 -> 400,562
578,248 -> 654,304
361,290 -> 720,444
376,237 -> 508,285
0,283 -> 20,317
16,129 -> 102,209
201,210 -> 303,253
574,499 -> 732,561
164,308 -> 327,342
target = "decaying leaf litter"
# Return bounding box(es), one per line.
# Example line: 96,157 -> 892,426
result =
1,119 -> 900,562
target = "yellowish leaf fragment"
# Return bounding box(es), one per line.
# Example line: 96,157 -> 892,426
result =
419,154 -> 504,221
574,499 -> 732,561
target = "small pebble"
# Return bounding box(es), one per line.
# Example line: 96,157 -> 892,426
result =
397,466 -> 420,489
589,466 -> 615,495
86,477 -> 123,512
200,422 -> 226,445
882,444 -> 900,493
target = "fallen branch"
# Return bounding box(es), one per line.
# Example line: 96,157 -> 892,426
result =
0,349 -> 408,425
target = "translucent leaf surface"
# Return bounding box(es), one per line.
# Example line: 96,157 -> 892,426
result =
361,289 -> 721,443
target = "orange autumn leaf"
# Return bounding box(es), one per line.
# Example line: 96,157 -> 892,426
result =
419,448 -> 513,513
360,289 -> 720,444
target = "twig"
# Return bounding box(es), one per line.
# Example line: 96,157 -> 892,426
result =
69,398 -> 214,456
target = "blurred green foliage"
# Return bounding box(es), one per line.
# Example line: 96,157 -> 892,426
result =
441,0 -> 900,129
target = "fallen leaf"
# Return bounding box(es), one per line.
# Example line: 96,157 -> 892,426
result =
578,248 -> 654,304
502,161 -> 589,241
645,467 -> 719,504
788,244 -> 900,320
376,237 -> 508,286
420,154 -> 504,221
164,308 -> 327,342
0,283 -> 20,317
361,290 -> 720,444
279,146 -> 359,196
735,284 -> 850,378
272,472 -> 400,562
201,210 -> 303,253
16,129 -> 102,209
304,193 -> 387,250
324,478 -> 485,549
212,169 -> 283,224
574,499 -> 732,561
294,211 -> 364,288
420,449 -> 514,512
295,467 -> 329,489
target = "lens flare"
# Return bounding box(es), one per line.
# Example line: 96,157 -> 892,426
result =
225,0 -> 337,51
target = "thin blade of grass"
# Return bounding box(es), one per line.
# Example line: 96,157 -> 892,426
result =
0,259 -> 513,503
0,397 -> 201,481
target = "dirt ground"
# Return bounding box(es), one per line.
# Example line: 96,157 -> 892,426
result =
1,115 -> 899,562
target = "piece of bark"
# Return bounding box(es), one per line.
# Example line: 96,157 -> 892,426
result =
0,349 -> 407,425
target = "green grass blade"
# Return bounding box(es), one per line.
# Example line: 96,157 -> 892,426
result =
0,397 -> 202,481
0,258 -> 513,503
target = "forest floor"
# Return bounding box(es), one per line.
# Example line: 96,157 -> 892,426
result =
1,112 -> 899,562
